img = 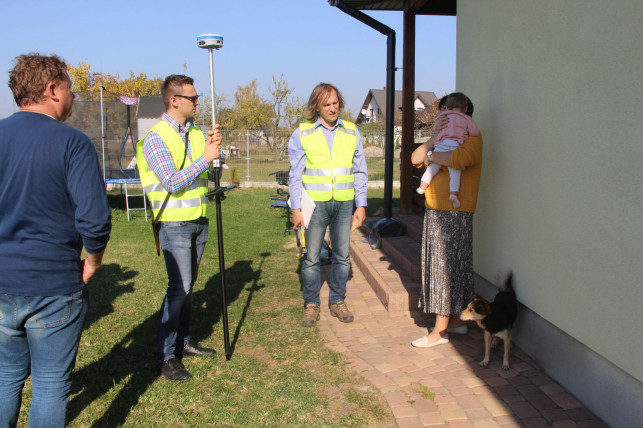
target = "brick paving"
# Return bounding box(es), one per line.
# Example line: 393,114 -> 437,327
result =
314,228 -> 606,427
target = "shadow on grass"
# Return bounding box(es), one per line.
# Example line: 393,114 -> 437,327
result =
228,253 -> 269,356
194,254 -> 268,358
84,263 -> 137,330
67,255 -> 268,427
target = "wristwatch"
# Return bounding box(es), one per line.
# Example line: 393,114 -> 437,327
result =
427,150 -> 433,161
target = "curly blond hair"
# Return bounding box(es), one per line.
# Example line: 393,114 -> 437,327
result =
9,53 -> 68,107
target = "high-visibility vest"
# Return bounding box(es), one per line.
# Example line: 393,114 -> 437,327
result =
136,121 -> 208,221
300,121 -> 357,202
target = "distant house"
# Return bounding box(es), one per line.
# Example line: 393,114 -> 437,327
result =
356,89 -> 437,125
136,96 -> 165,140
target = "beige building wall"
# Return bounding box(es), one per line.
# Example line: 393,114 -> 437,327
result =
456,0 -> 642,384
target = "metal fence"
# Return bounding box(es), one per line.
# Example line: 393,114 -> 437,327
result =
213,128 -> 433,186
65,96 -> 431,185
211,129 -> 404,186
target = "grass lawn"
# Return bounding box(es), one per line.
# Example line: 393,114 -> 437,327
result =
17,188 -> 397,427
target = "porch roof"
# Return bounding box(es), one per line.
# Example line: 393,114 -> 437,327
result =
333,0 -> 455,16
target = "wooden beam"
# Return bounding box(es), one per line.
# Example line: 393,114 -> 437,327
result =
400,8 -> 416,214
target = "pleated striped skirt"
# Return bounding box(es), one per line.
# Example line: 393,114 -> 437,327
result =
419,208 -> 474,316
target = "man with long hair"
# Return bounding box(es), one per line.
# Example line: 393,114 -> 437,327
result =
288,83 -> 368,327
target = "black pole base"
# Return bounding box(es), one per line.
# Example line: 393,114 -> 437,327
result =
208,164 -> 235,359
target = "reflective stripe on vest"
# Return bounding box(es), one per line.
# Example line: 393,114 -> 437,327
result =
136,121 -> 208,221
300,121 -> 357,202
148,194 -> 209,210
143,178 -> 208,195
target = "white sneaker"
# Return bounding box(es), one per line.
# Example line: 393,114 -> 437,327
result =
430,324 -> 468,334
411,334 -> 449,348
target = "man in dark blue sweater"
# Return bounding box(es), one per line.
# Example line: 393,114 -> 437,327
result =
0,54 -> 112,427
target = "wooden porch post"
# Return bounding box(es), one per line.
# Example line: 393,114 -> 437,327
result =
400,7 -> 416,213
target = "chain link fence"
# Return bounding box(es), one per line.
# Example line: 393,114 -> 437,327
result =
66,94 -> 438,187
66,96 -> 139,180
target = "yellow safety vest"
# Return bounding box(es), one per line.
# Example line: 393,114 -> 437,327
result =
300,121 -> 357,202
136,121 -> 208,221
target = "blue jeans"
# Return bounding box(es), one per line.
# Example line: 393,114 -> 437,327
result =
0,289 -> 88,428
302,199 -> 353,307
155,220 -> 208,364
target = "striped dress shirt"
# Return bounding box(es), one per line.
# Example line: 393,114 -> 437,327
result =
143,113 -> 209,193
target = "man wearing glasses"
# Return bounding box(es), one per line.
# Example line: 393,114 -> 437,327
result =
137,74 -> 222,381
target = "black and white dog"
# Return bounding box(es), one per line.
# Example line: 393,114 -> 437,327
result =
460,272 -> 517,370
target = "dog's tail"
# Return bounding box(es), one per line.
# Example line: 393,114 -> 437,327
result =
500,271 -> 514,293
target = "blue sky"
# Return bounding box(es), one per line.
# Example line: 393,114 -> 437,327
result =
0,0 -> 456,119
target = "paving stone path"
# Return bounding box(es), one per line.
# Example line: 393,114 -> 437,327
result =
316,264 -> 606,427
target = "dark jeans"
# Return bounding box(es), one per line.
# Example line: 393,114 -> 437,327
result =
155,220 -> 208,364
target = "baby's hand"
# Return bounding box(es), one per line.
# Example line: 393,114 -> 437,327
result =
434,114 -> 449,133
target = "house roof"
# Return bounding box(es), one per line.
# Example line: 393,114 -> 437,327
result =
361,88 -> 438,113
332,0 -> 456,16
137,96 -> 165,119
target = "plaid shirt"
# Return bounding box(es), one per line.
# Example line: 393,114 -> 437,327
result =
143,113 -> 209,193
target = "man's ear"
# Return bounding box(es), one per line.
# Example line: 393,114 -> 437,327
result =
167,95 -> 179,111
45,81 -> 60,103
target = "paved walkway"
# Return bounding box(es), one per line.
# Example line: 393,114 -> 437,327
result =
316,265 -> 606,427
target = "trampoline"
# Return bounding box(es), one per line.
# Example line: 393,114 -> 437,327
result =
102,94 -> 148,221
105,178 -> 147,221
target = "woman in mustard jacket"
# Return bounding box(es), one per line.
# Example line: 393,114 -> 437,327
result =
410,95 -> 483,348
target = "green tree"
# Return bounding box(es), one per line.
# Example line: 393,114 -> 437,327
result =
359,120 -> 386,147
262,74 -> 305,155
340,109 -> 356,123
193,93 -> 227,129
271,74 -> 305,129
220,79 -> 273,130
220,75 -> 305,156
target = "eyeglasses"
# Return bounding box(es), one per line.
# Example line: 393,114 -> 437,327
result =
174,94 -> 199,103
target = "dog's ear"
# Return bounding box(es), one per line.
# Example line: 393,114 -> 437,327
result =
473,296 -> 490,315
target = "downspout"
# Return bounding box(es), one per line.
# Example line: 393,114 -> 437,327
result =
329,0 -> 395,218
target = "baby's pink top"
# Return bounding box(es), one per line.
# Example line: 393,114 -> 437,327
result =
435,110 -> 480,145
